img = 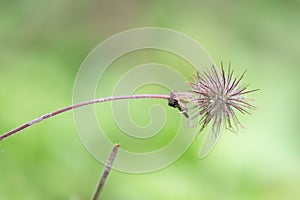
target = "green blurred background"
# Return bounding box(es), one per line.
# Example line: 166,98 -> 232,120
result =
1,0 -> 300,199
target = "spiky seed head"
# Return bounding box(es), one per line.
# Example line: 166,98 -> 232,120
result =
188,63 -> 259,134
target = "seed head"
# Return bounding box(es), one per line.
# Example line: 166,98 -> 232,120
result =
188,63 -> 259,135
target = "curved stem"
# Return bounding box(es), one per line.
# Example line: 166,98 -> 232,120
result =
0,94 -> 170,141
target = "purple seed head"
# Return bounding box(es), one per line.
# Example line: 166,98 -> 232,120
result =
188,63 -> 259,134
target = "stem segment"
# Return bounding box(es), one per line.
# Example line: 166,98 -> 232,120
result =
91,143 -> 120,200
0,94 -> 170,141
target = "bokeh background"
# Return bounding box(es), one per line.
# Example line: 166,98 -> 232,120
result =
1,0 -> 300,199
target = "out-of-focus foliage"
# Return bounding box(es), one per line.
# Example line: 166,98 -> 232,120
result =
0,0 -> 299,199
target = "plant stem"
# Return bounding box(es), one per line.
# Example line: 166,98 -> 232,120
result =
0,94 -> 170,141
92,143 -> 120,200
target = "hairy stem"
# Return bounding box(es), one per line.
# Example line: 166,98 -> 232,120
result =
92,143 -> 120,200
0,94 -> 170,141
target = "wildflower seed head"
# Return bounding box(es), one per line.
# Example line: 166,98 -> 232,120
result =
188,63 -> 259,133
